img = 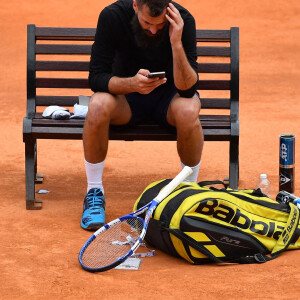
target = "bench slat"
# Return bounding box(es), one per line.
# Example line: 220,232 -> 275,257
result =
30,126 -> 231,141
197,47 -> 230,57
34,27 -> 230,42
35,27 -> 96,41
36,61 -> 89,71
197,80 -> 230,90
36,96 -> 79,106
196,30 -> 230,42
32,120 -> 231,129
33,113 -> 230,120
36,44 -> 231,57
36,78 -> 90,89
36,61 -> 231,74
201,98 -> 230,108
36,78 -> 230,90
197,63 -> 230,73
36,44 -> 91,55
32,113 -> 230,128
35,96 -> 230,109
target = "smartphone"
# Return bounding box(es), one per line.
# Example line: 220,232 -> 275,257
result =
147,71 -> 166,79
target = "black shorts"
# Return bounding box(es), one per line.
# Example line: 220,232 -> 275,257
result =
125,82 -> 178,127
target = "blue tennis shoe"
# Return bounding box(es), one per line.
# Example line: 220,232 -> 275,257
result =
81,188 -> 105,230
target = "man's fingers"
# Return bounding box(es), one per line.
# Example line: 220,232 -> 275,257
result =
139,75 -> 160,83
166,6 -> 183,31
167,3 -> 180,20
169,2 -> 179,12
152,78 -> 167,88
144,79 -> 167,92
165,13 -> 175,25
138,69 -> 150,76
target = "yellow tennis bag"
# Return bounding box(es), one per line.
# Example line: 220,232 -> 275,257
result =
133,180 -> 300,264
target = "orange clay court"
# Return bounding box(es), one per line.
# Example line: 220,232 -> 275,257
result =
1,0 -> 300,299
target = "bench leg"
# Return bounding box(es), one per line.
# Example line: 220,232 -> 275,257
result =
34,143 -> 44,184
25,139 -> 42,210
229,136 -> 239,189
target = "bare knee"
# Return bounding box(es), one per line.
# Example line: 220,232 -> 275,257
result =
169,97 -> 201,129
86,92 -> 115,126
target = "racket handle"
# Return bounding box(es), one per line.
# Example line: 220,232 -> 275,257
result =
155,166 -> 193,203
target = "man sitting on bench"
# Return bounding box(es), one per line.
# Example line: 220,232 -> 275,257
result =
81,0 -> 204,230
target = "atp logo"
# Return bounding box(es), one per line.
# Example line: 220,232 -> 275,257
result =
280,143 -> 288,162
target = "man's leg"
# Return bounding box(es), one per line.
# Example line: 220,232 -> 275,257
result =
81,92 -> 132,230
83,92 -> 132,163
167,94 -> 204,182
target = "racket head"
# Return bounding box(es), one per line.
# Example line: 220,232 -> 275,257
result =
78,167 -> 193,272
78,215 -> 146,272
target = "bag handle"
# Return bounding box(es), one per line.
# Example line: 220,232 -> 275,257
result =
198,180 -> 228,189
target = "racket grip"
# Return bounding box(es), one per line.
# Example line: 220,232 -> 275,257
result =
155,166 -> 193,202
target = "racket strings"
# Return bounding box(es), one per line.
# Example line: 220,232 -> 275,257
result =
81,218 -> 144,269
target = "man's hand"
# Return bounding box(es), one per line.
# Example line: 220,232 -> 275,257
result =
108,69 -> 166,95
165,3 -> 184,47
131,69 -> 167,94
164,3 -> 197,93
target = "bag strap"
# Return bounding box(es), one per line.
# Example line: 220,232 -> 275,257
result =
169,230 -> 273,264
169,203 -> 300,264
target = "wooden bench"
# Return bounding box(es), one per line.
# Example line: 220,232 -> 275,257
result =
23,25 -> 239,209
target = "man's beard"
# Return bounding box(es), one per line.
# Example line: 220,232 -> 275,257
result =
131,14 -> 168,48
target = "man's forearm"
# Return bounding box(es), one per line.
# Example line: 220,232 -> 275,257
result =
108,76 -> 135,95
172,43 -> 197,91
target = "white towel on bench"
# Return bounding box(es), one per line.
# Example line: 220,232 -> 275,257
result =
70,104 -> 88,119
42,105 -> 70,120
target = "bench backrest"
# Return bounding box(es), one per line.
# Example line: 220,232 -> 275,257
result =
27,25 -> 239,119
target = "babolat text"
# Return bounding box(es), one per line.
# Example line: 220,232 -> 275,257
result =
196,199 -> 284,239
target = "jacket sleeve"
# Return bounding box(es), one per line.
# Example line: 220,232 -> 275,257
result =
89,9 -> 116,93
176,14 -> 199,98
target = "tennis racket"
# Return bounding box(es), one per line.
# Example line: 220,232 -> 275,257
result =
78,166 -> 192,272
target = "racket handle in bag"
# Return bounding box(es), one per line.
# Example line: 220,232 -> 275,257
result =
276,190 -> 300,209
155,166 -> 193,203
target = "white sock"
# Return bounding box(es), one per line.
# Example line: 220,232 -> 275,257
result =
181,161 -> 201,182
84,159 -> 105,194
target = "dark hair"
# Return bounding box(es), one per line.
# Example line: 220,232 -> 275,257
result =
136,0 -> 171,17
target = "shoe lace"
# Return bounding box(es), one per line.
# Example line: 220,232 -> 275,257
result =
86,188 -> 104,214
